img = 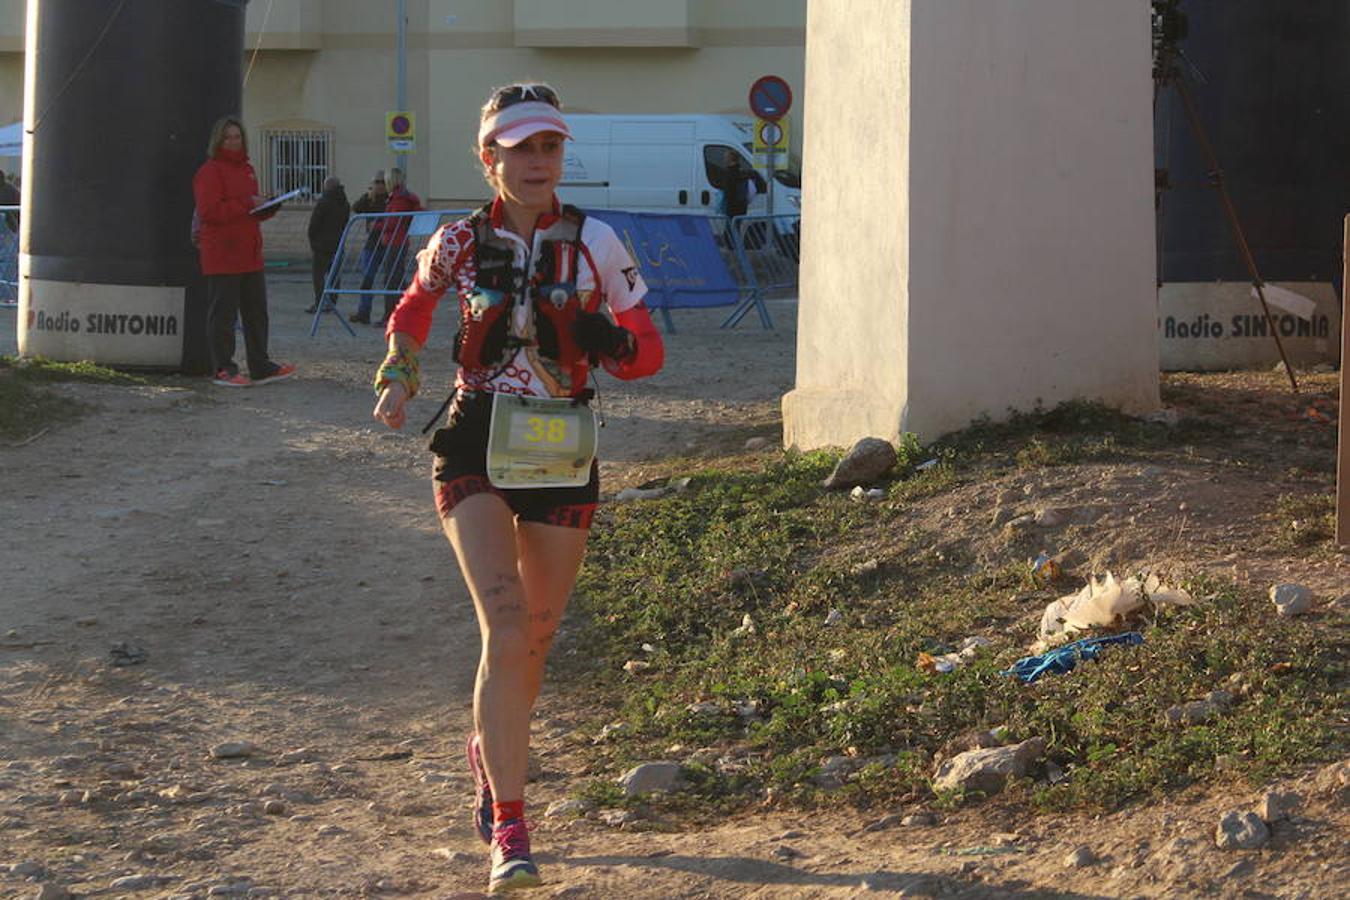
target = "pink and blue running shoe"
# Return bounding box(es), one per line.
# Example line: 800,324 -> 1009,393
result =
488,818 -> 540,893
466,733 -> 494,845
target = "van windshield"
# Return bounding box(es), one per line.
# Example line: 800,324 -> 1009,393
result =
704,145 -> 768,192
703,145 -> 741,190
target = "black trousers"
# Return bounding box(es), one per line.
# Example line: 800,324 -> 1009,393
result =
356,241 -> 409,320
311,250 -> 336,306
207,271 -> 271,379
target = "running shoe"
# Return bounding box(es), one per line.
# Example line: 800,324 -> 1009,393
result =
212,369 -> 251,387
466,733 -> 494,844
488,819 -> 540,893
254,362 -> 296,385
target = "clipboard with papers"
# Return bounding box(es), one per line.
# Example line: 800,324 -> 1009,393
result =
250,187 -> 306,215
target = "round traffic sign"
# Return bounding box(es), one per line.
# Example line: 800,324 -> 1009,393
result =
390,115 -> 412,136
757,120 -> 783,147
749,75 -> 792,121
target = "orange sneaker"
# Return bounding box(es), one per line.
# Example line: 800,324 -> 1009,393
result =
212,369 -> 251,387
254,362 -> 296,385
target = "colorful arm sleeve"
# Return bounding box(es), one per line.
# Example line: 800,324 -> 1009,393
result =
373,344 -> 422,398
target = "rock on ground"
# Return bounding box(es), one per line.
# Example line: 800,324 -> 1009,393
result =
618,761 -> 684,796
1164,690 -> 1234,727
1269,583 -> 1313,616
210,741 -> 258,759
1258,790 -> 1301,822
823,437 -> 897,490
1064,846 -> 1096,868
1215,810 -> 1270,850
931,737 -> 1046,795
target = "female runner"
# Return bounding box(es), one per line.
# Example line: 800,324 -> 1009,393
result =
371,82 -> 663,892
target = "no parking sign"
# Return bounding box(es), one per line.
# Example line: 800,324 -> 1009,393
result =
748,75 -> 792,121
386,111 -> 415,153
748,76 -> 793,206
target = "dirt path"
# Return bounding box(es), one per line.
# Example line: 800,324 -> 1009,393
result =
1,277 -> 1345,899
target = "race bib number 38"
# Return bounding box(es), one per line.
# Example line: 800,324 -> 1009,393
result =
486,393 -> 597,489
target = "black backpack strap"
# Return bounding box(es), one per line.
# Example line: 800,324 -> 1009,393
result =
560,204 -> 586,249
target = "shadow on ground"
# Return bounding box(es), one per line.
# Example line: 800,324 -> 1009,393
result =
555,852 -> 1114,898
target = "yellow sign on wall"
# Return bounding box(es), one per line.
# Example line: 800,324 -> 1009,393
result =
387,111 -> 416,152
753,116 -> 789,153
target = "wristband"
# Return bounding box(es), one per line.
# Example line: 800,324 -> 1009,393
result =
374,346 -> 421,398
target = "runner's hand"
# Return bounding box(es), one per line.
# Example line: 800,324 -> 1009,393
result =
572,311 -> 634,360
374,383 -> 408,430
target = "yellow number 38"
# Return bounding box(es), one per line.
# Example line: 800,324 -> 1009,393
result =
525,416 -> 568,443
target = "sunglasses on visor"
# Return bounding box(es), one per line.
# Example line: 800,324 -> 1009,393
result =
488,84 -> 561,112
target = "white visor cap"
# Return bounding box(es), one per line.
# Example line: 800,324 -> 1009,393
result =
478,101 -> 572,148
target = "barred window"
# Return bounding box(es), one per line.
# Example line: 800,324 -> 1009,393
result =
263,128 -> 332,203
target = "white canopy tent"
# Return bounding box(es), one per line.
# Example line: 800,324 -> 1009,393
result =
0,121 -> 22,157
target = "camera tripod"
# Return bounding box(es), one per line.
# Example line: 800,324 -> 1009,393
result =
1153,7 -> 1299,392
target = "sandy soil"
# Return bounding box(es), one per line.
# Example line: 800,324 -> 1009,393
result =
0,274 -> 1345,899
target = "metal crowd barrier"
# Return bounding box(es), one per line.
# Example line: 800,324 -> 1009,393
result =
308,209 -> 469,336
721,213 -> 801,329
309,207 -> 801,336
0,206 -> 18,309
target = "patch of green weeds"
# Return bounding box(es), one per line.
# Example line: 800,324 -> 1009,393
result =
0,357 -> 122,440
935,400 -> 1193,473
0,356 -> 149,440
566,413 -> 1343,818
2,356 -> 148,385
1269,492 -> 1336,551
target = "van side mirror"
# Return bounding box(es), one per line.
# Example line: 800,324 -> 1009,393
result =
678,190 -> 688,205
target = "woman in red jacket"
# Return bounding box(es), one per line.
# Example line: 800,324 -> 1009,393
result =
192,116 -> 295,387
371,82 -> 663,893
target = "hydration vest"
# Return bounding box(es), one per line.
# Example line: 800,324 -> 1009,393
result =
454,204 -> 599,387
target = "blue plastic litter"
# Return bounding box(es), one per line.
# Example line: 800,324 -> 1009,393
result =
1001,631 -> 1144,683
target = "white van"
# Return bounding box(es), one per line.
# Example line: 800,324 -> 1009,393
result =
557,114 -> 801,216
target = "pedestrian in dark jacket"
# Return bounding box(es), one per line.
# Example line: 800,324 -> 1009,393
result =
305,176 -> 350,313
192,115 -> 295,387
350,172 -> 389,322
353,167 -> 423,325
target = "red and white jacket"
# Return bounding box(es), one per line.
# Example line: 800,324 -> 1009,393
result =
387,197 -> 663,399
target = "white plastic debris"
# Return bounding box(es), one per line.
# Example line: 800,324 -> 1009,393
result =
916,635 -> 993,674
1038,572 -> 1194,642
849,485 -> 886,502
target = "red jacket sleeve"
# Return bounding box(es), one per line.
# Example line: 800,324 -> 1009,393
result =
604,302 -> 664,380
192,161 -> 251,226
385,271 -> 441,346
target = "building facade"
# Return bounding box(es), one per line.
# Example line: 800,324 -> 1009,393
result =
0,0 -> 804,248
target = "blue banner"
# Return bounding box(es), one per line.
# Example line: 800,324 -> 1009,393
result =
586,210 -> 741,310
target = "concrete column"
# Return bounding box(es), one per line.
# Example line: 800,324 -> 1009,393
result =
784,0 -> 1159,449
